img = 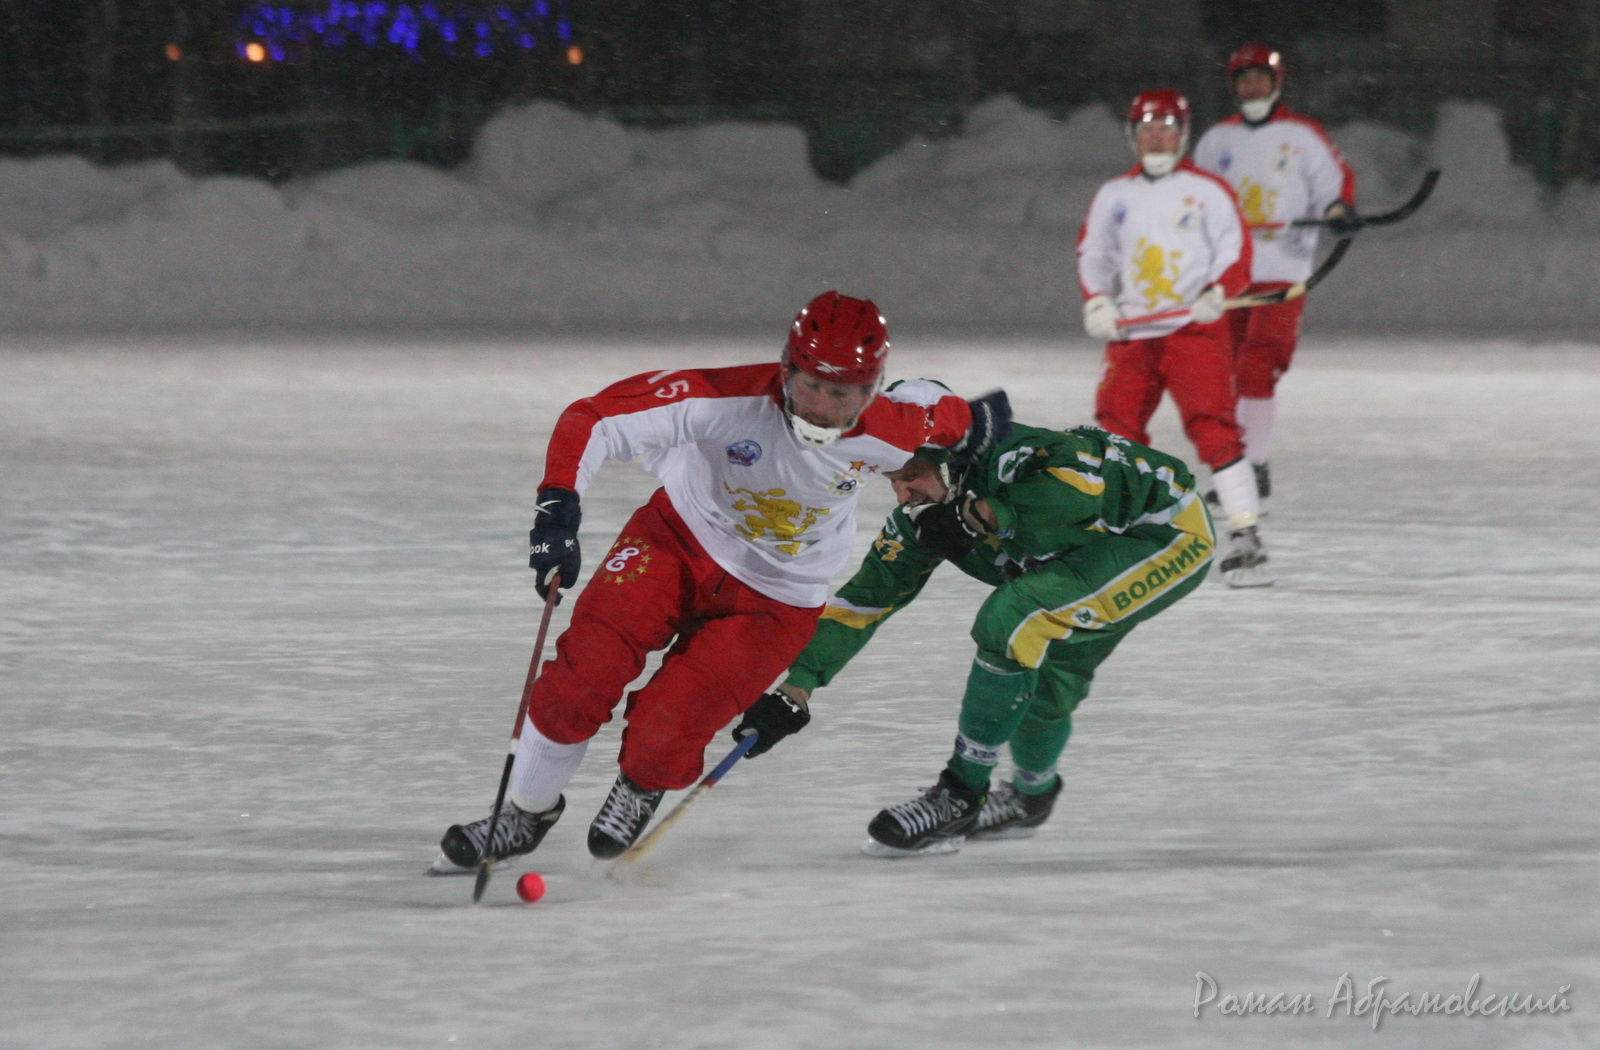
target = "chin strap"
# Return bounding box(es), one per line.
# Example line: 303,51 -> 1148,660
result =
788,413 -> 844,448
781,369 -> 881,448
1140,152 -> 1180,178
1239,94 -> 1280,123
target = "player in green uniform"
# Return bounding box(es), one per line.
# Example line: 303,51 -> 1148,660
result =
731,422 -> 1216,854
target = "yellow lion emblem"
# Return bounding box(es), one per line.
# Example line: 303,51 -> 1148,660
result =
725,485 -> 830,556
1237,178 -> 1278,238
1132,238 -> 1182,310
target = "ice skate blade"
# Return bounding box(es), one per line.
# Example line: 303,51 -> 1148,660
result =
428,853 -> 473,875
968,826 -> 1039,841
1222,565 -> 1274,589
860,836 -> 965,858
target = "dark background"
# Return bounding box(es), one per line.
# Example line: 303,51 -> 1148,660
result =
1,0 -> 1594,185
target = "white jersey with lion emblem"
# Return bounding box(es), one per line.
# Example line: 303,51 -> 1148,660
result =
1076,159 -> 1249,339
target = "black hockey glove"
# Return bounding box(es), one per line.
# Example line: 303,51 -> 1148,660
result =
529,486 -> 581,603
1323,201 -> 1365,237
947,390 -> 1013,471
907,493 -> 988,562
731,687 -> 811,757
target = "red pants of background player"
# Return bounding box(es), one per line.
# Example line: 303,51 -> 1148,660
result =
1094,319 -> 1244,470
527,487 -> 821,791
1226,283 -> 1305,399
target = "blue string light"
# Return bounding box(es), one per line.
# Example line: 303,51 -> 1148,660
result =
234,1 -> 576,61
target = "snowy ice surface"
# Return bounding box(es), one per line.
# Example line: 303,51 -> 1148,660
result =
2,335 -> 1596,1050
0,96 -> 1598,336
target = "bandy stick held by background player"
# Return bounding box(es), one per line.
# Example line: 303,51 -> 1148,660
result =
434,291 -> 1010,872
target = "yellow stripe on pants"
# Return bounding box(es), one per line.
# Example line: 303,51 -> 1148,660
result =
1005,497 -> 1215,668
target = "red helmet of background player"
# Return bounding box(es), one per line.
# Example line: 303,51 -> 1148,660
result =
1227,43 -> 1285,121
1227,42 -> 1285,92
783,291 -> 889,386
1126,89 -> 1191,177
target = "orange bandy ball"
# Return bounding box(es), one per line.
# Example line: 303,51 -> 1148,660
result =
515,872 -> 546,903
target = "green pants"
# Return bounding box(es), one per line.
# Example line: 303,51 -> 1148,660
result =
948,520 -> 1213,791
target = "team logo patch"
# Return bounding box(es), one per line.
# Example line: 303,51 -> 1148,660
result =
1112,202 -> 1128,226
823,461 -> 872,496
1072,607 -> 1098,628
996,446 -> 1036,484
598,536 -> 653,585
726,440 -> 762,466
1174,195 -> 1200,232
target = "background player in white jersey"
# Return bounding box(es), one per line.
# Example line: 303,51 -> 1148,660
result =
1193,43 -> 1359,513
1076,89 -> 1265,586
435,292 -> 1009,869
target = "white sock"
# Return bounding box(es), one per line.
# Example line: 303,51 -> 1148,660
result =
1211,459 -> 1261,531
1236,397 -> 1276,465
508,722 -> 588,813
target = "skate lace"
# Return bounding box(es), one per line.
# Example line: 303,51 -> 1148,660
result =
1222,528 -> 1264,569
592,779 -> 660,843
470,805 -> 537,855
886,784 -> 964,835
976,784 -> 1027,830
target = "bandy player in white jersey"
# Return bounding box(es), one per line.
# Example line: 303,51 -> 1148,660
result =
1192,42 -> 1359,510
1076,89 -> 1265,586
435,292 -> 1009,870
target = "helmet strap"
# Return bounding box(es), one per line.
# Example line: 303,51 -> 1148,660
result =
788,413 -> 844,448
1239,92 -> 1280,123
1140,152 -> 1181,178
780,367 -> 881,449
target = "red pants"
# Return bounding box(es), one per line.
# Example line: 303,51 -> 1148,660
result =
1094,321 -> 1244,471
528,488 -> 821,791
1226,284 -> 1304,399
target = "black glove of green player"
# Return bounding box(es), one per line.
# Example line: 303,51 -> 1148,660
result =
907,493 -> 988,561
731,688 -> 810,757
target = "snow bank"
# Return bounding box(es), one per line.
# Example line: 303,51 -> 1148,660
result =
0,97 -> 1592,335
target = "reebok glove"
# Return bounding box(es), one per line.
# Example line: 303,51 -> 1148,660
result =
529,486 -> 581,602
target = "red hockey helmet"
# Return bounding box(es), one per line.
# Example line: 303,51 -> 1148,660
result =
783,291 -> 889,386
1126,89 -> 1191,175
1227,42 -> 1285,91
1127,88 -> 1192,132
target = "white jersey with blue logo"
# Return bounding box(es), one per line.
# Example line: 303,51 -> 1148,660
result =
1193,109 -> 1356,284
1075,158 -> 1252,339
538,363 -> 971,606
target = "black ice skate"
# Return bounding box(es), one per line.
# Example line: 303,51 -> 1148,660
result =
863,770 -> 985,856
969,778 -> 1062,840
432,795 -> 566,874
1219,525 -> 1273,588
588,772 -> 666,859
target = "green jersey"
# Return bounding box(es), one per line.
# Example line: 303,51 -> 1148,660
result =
785,424 -> 1210,692
963,422 -> 1202,566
